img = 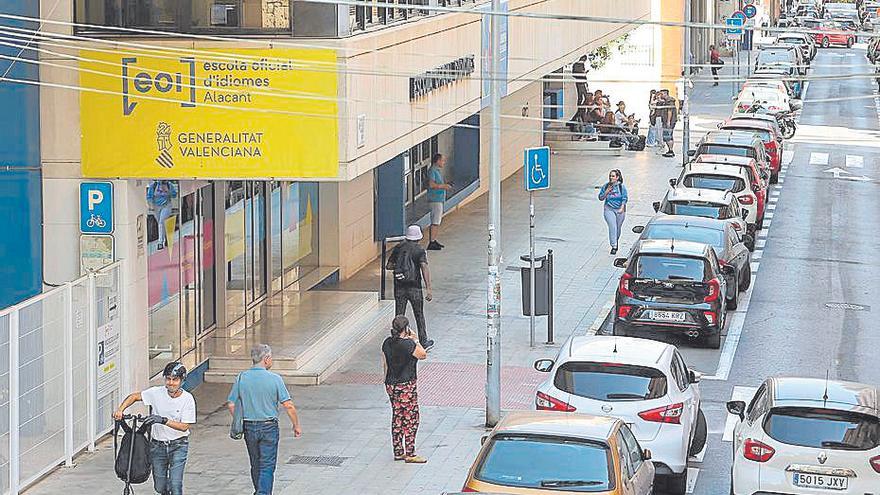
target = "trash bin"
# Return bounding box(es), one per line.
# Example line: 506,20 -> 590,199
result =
520,255 -> 550,316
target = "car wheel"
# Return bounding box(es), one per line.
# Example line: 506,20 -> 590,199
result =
739,265 -> 751,291
665,470 -> 688,495
689,409 -> 708,457
756,214 -> 764,231
822,37 -> 830,48
847,37 -> 854,48
727,283 -> 739,310
770,171 -> 779,184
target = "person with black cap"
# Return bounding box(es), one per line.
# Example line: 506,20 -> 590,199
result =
113,362 -> 196,495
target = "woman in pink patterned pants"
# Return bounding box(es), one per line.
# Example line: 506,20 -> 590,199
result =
382,316 -> 428,463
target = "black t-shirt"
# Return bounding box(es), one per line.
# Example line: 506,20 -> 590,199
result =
388,241 -> 428,288
382,336 -> 418,385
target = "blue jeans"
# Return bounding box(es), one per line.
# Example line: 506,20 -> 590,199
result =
150,438 -> 188,495
244,420 -> 280,495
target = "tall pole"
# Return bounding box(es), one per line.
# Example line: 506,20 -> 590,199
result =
529,191 -> 535,348
486,0 -> 503,428
681,0 -> 692,165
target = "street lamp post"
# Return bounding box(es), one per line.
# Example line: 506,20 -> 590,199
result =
682,0 -> 692,165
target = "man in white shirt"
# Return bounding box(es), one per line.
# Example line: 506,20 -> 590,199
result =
114,362 -> 196,495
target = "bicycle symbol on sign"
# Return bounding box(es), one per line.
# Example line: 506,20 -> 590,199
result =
86,213 -> 107,229
531,154 -> 546,186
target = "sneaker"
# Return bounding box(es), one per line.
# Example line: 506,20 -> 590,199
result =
610,247 -> 618,255
421,339 -> 435,351
436,241 -> 445,248
663,151 -> 675,158
394,455 -> 407,461
427,240 -> 442,251
405,455 -> 428,464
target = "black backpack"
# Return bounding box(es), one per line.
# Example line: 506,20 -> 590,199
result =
389,244 -> 418,285
114,416 -> 153,487
629,135 -> 647,151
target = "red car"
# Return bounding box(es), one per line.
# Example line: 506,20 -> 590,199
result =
719,118 -> 783,183
814,21 -> 856,48
693,154 -> 769,230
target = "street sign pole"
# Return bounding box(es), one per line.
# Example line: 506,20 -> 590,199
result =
529,191 -> 535,348
486,0 -> 502,428
682,0 -> 692,166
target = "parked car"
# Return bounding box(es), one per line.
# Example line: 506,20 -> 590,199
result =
693,154 -> 770,213
727,377 -> 880,495
691,131 -> 773,186
653,187 -> 750,237
718,117 -> 783,183
671,162 -> 765,233
815,21 -> 856,47
612,238 -> 734,347
775,32 -> 817,61
752,67 -> 804,98
534,336 -> 706,494
632,215 -> 753,288
734,86 -> 792,114
462,411 -> 656,494
756,44 -> 808,75
868,36 -> 880,62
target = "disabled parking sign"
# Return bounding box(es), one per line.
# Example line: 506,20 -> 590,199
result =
524,147 -> 550,191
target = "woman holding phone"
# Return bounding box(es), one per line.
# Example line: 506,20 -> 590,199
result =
598,169 -> 628,254
382,315 -> 427,464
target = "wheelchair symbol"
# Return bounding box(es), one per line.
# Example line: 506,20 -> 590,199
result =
531,154 -> 546,185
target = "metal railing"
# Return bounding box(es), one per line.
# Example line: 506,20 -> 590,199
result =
350,0 -> 480,34
0,261 -> 125,494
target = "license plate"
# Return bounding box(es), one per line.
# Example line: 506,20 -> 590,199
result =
649,310 -> 686,322
792,472 -> 848,491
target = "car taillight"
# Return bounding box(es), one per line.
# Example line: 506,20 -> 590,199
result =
870,455 -> 880,473
703,311 -> 717,325
738,195 -> 754,205
638,402 -> 683,424
461,487 -> 478,493
743,438 -> 775,462
617,305 -> 633,319
536,391 -> 576,412
618,272 -> 634,297
704,278 -> 721,303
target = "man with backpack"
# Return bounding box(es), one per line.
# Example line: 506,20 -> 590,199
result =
113,362 -> 196,495
386,225 -> 435,350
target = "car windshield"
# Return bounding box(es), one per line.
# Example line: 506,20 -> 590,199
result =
757,50 -> 795,65
554,362 -> 668,402
634,255 -> 706,281
724,127 -> 772,142
475,435 -> 612,492
644,224 -> 725,250
764,407 -> 880,451
778,37 -> 806,44
684,174 -> 746,193
669,201 -> 726,219
701,145 -> 753,157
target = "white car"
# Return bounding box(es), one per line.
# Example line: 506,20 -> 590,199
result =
653,187 -> 750,236
743,79 -> 791,100
534,335 -> 706,494
776,32 -> 817,60
735,87 -> 791,115
728,377 -> 880,495
671,163 -> 760,231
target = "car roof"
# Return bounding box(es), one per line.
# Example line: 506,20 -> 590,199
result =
667,186 -> 733,203
769,377 -> 880,417
694,154 -> 759,168
565,335 -> 673,366
645,214 -> 730,231
494,411 -> 619,441
761,44 -> 800,51
684,162 -> 750,179
730,113 -> 778,124
634,238 -> 712,258
721,118 -> 775,131
702,130 -> 763,147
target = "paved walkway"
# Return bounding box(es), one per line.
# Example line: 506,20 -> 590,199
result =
28,81 -> 731,495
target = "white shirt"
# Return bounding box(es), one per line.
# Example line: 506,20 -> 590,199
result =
141,386 -> 196,441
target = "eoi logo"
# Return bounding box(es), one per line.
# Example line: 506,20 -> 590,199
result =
122,57 -> 197,116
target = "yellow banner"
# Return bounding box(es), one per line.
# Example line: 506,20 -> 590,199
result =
80,48 -> 338,178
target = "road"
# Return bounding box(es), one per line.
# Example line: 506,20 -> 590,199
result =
684,46 -> 880,493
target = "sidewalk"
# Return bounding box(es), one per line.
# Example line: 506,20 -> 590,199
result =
27,94 -> 731,495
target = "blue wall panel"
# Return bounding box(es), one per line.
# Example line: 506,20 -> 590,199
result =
0,0 -> 42,308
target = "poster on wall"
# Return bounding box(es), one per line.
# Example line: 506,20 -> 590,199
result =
96,321 -> 120,397
480,0 -> 509,108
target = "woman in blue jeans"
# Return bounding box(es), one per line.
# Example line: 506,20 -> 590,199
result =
598,169 -> 628,254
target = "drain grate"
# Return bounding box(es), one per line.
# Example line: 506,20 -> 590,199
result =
824,302 -> 870,311
286,455 -> 350,467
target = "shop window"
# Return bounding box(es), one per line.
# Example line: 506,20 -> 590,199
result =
225,180 -> 268,327
75,0 -> 291,33
405,136 -> 438,206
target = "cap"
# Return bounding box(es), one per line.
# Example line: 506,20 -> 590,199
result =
405,225 -> 423,241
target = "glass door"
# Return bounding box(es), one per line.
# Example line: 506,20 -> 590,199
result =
181,185 -> 217,354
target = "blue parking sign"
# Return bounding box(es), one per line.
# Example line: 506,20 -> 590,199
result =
80,182 -> 114,234
524,147 -> 550,191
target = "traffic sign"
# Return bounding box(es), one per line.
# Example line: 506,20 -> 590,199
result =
524,147 -> 550,191
744,0 -> 755,4
725,17 -> 745,38
743,5 -> 757,18
80,182 -> 114,234
732,10 -> 747,22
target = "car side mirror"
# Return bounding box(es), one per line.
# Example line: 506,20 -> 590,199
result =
741,209 -> 749,220
687,149 -> 696,157
727,400 -> 746,421
534,359 -> 554,373
688,369 -> 703,384
653,201 -> 661,212
613,257 -> 628,268
481,434 -> 489,445
776,137 -> 783,143
721,264 -> 736,275
642,449 -> 652,461
669,178 -> 678,187
631,225 -> 645,234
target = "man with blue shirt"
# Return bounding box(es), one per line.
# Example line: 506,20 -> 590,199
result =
427,153 -> 452,250
228,344 -> 302,495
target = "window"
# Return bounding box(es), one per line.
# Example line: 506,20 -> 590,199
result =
747,384 -> 769,424
668,201 -> 725,219
405,136 -> 438,206
615,432 -> 634,480
670,351 -> 689,392
700,145 -> 752,157
618,425 -> 644,472
764,408 -> 880,450
644,225 -> 724,252
554,362 -> 668,402
634,255 -> 706,281
475,435 -> 613,492
75,0 -> 291,33
683,174 -> 746,193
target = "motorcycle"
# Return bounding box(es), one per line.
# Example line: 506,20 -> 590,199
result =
745,100 -> 797,139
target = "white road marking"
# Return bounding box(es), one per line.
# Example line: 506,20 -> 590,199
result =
766,203 -> 776,211
777,178 -> 784,184
755,239 -> 767,249
809,152 -> 829,165
704,308 -> 748,381
770,190 -> 780,197
686,468 -> 700,493
585,300 -> 614,336
690,445 -> 707,464
846,155 -> 864,168
765,212 -> 774,220
782,149 -> 794,166
752,251 -> 763,260
723,386 -> 759,442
